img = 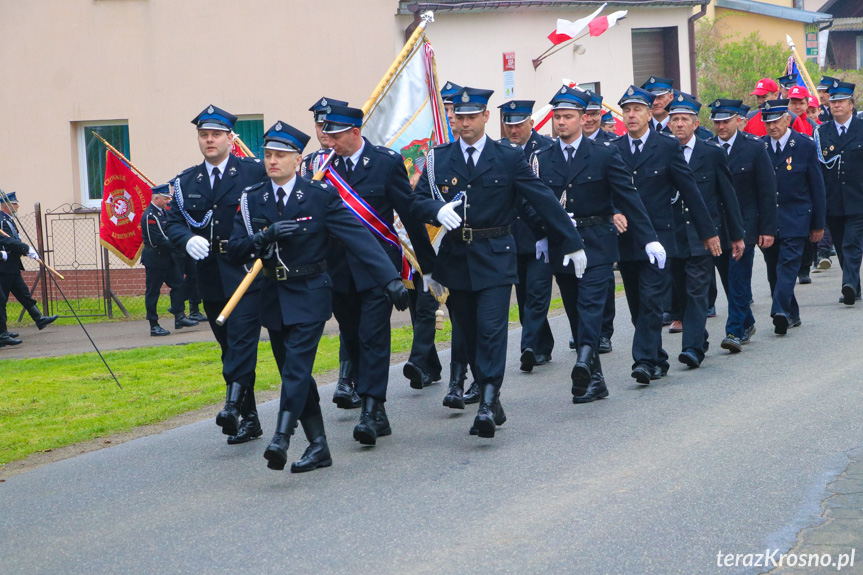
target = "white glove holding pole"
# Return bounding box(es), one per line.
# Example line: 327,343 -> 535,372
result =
645,241 -> 666,269
186,236 -> 210,260
436,199 -> 463,231
562,249 -> 587,278
535,237 -> 549,263
422,273 -> 445,298
27,245 -> 39,260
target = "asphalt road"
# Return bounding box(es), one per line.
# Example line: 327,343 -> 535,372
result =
2,255 -> 862,575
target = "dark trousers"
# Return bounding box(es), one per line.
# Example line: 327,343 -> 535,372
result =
723,245 -> 756,338
827,214 -> 863,294
710,251 -> 731,312
177,254 -> 201,310
0,271 -> 38,331
447,285 -> 512,390
556,263 -> 612,351
762,237 -> 804,320
407,287 -> 442,379
446,298 -> 473,369
144,262 -> 184,323
331,285 -> 393,402
202,292 -> 261,387
600,271 -> 616,339
515,253 -> 554,355
268,322 -> 325,417
817,225 -> 834,255
670,256 -> 713,357
618,260 -> 669,370
799,240 -> 817,276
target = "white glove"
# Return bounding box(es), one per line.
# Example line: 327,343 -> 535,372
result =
567,212 -> 578,228
562,249 -> 587,278
645,241 -> 666,269
436,199 -> 463,231
535,238 -> 549,263
27,246 -> 38,260
0,250 -> 7,261
186,236 -> 210,260
422,273 -> 445,298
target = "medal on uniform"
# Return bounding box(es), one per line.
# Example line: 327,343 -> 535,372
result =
442,186 -> 449,196
830,145 -> 835,151
451,177 -> 458,186
786,157 -> 792,170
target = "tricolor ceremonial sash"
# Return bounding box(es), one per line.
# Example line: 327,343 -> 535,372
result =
323,167 -> 413,283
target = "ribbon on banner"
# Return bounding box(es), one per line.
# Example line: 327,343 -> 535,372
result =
323,167 -> 413,285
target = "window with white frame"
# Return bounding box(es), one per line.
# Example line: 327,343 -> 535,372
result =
77,121 -> 130,209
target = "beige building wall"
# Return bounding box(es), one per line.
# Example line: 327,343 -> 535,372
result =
702,1 -> 808,49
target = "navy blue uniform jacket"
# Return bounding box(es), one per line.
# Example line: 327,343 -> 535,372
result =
763,130 -> 827,237
817,116 -> 863,217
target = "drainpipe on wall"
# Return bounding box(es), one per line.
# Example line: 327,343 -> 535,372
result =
688,3 -> 708,98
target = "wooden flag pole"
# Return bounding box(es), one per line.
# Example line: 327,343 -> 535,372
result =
786,35 -> 818,97
0,227 -> 64,280
231,133 -> 255,157
91,131 -> 156,187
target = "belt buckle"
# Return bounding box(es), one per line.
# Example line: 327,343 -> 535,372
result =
219,240 -> 228,254
276,267 -> 288,281
461,227 -> 473,242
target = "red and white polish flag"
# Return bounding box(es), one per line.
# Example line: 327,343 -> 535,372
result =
588,10 -> 628,36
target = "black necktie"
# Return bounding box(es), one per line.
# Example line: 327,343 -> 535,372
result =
840,126 -> 847,138
276,187 -> 286,216
632,139 -> 642,159
681,144 -> 689,163
345,158 -> 354,181
565,146 -> 574,166
775,141 -> 782,155
723,143 -> 731,154
466,147 -> 476,174
211,166 -> 221,194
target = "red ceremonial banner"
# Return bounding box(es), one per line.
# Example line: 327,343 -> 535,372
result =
99,150 -> 151,266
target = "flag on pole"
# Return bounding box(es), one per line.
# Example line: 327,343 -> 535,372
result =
547,4 -> 606,45
99,150 -> 151,266
588,10 -> 627,36
785,56 -> 808,88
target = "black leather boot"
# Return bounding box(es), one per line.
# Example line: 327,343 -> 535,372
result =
375,401 -> 392,437
174,312 -> 198,329
332,361 -> 361,409
353,396 -> 381,445
29,305 -> 58,330
0,332 -> 22,346
264,410 -> 297,470
291,414 -> 332,473
573,353 -> 609,404
227,388 -> 263,444
215,382 -> 243,436
463,366 -> 480,405
571,345 -> 593,397
472,384 -> 504,438
442,362 -> 466,409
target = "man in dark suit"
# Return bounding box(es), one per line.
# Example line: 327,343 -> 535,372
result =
229,121 -> 407,472
497,99 -> 555,371
818,80 -> 863,306
667,94 -> 745,367
165,105 -> 268,444
300,97 -> 347,178
532,86 -> 657,402
0,192 -> 58,345
319,103 -> 429,446
140,184 -> 198,336
760,100 -> 827,333
413,87 -> 585,437
817,76 -> 836,124
611,86 -> 720,383
709,99 -> 777,352
0,206 -> 37,347
642,76 -> 675,133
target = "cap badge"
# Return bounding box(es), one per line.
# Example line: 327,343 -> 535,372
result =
326,106 -> 331,114
445,83 -> 452,90
510,102 -> 516,109
649,77 -> 655,83
321,98 -> 327,106
461,92 -> 470,103
714,100 -> 721,107
627,87 -> 634,96
560,87 -> 567,94
275,122 -> 283,131
834,81 -> 839,88
678,94 -> 684,102
207,105 -> 214,114
764,102 -> 771,110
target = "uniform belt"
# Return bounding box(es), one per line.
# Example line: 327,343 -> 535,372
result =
573,215 -> 614,227
263,260 -> 327,281
455,225 -> 512,242
211,239 -> 229,254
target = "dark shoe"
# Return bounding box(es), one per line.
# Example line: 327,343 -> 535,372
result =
773,314 -> 789,335
332,361 -> 361,409
353,396 -> 381,446
631,364 -> 652,385
150,325 -> 170,337
668,320 -> 683,333
227,412 -> 263,445
706,306 -> 716,318
520,348 -> 537,372
573,355 -> 609,404
678,349 -> 702,368
471,385 -> 503,438
6,331 -> 18,338
31,306 -> 58,330
291,414 -> 332,473
0,332 -> 22,346
403,361 -> 427,390
720,334 -> 743,353
598,336 -> 612,354
375,402 -> 392,438
535,353 -> 552,366
798,274 -> 812,285
789,316 -> 802,328
443,362 -> 467,409
216,382 -> 243,436
188,310 -> 208,322
463,380 -> 480,404
662,312 -> 672,326
568,337 -> 576,350
740,324 -> 756,344
842,284 -> 856,306
174,313 -> 198,329
264,410 -> 297,470
571,345 -> 593,397
652,364 -> 669,380
817,257 -> 832,270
